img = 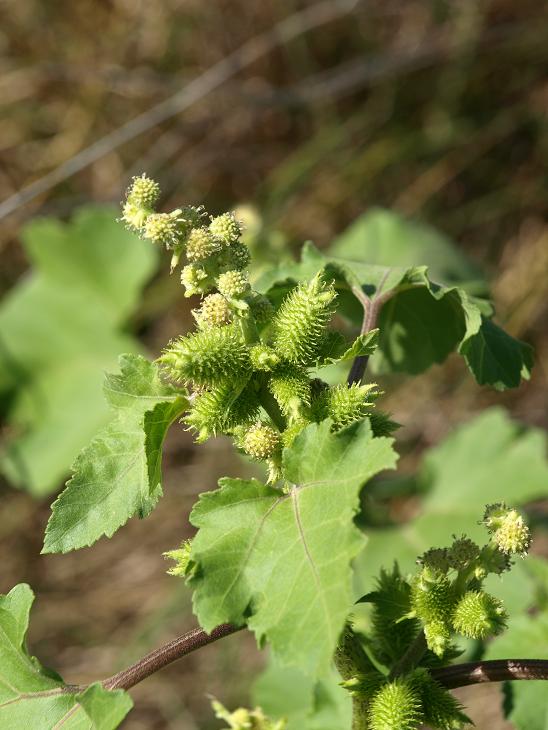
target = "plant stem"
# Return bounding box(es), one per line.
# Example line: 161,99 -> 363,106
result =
61,623 -> 548,699
431,659 -> 548,689
347,275 -> 391,385
102,624 -> 242,691
347,290 -> 376,385
388,631 -> 428,680
259,384 -> 286,430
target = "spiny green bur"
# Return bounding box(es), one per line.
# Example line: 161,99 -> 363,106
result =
410,670 -> 471,730
369,680 -> 423,730
268,365 -> 311,418
272,274 -> 337,366
160,325 -> 250,386
185,381 -> 259,442
368,566 -> 420,664
451,590 -> 507,639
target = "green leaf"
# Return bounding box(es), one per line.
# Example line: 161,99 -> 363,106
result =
0,207 -> 157,495
317,330 -> 379,367
0,584 -> 132,729
373,268 -> 479,375
189,420 -> 397,675
355,409 -> 548,614
460,317 -> 534,390
256,239 -> 531,390
329,208 -> 486,293
484,612 -> 548,730
253,658 -> 351,730
42,354 -> 187,553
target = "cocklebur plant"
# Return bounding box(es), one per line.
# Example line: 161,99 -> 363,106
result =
121,174 -> 390,476
1,174 -> 546,730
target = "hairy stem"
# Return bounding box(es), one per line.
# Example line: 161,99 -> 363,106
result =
259,384 -> 286,430
432,659 -> 548,688
103,624 -> 242,691
347,273 -> 391,385
347,290 -> 376,385
388,631 -> 427,680
61,623 -> 548,700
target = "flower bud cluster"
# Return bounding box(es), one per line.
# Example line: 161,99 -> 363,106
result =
344,507 -> 531,729
121,175 -> 397,482
407,510 -> 530,657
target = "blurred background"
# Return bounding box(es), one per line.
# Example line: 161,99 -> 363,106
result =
1,1 -> 547,728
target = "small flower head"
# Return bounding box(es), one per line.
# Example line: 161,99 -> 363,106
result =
163,539 -> 193,577
199,293 -> 232,327
447,536 -> 480,570
209,212 -> 242,245
451,590 -> 507,639
217,270 -> 250,299
218,241 -> 251,272
483,504 -> 531,555
181,204 -> 207,230
242,423 -> 281,461
417,548 -> 450,575
186,227 -> 219,262
126,173 -> 160,209
180,264 -> 212,297
144,210 -> 183,249
121,201 -> 150,232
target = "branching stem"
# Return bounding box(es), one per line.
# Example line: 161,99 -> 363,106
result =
62,623 -> 548,698
347,290 -> 377,385
347,272 -> 392,385
259,384 -> 287,430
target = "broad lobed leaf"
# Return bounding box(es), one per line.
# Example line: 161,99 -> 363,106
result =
42,355 -> 187,554
256,229 -> 532,390
0,584 -> 132,728
0,207 -> 157,495
329,208 -> 486,293
189,420 -> 397,676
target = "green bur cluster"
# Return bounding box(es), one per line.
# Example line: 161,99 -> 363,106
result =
340,505 -> 532,729
122,174 -> 393,481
